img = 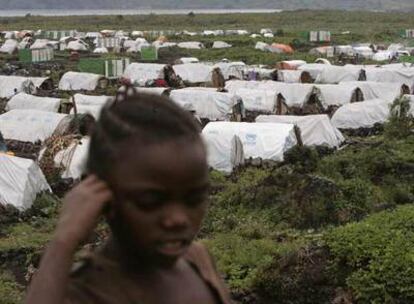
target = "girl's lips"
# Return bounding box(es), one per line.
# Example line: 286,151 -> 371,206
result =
156,240 -> 190,256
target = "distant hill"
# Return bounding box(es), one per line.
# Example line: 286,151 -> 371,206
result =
2,0 -> 414,11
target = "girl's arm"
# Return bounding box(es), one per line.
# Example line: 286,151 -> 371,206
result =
25,175 -> 113,304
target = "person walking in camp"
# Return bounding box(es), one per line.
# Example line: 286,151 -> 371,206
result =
25,91 -> 232,304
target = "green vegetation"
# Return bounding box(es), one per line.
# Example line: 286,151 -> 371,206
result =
0,127 -> 413,303
200,128 -> 414,302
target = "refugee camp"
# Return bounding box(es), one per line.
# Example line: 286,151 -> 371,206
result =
0,2 -> 414,303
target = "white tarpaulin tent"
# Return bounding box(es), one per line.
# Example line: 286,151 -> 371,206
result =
170,88 -> 241,121
54,137 -> 90,179
178,57 -> 199,64
230,88 -> 277,113
0,76 -> 36,99
297,63 -> 328,80
70,94 -> 114,119
93,47 -> 109,54
365,67 -> 414,90
0,110 -> 66,143
212,41 -> 232,49
173,63 -> 213,84
6,93 -> 61,113
123,63 -> 166,85
226,80 -> 316,109
372,51 -> 394,62
135,87 -> 169,96
214,62 -> 246,80
202,122 -> 297,172
314,84 -> 360,109
30,39 -> 54,49
59,72 -> 104,91
28,77 -> 52,89
339,81 -> 403,103
256,114 -> 344,148
67,40 -> 88,51
202,131 -> 244,173
0,154 -> 51,210
177,42 -> 204,49
0,39 -> 18,54
331,99 -> 392,129
277,70 -> 306,83
314,65 -> 364,84
225,80 -> 263,91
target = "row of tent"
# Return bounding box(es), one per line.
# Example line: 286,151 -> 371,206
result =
1,75 -> 410,122
309,43 -> 414,60
0,36 -> 233,55
1,78 -> 414,209
3,93 -> 413,210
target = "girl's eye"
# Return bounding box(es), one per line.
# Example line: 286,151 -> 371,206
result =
128,191 -> 168,211
184,190 -> 209,207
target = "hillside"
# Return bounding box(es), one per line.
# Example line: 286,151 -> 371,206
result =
2,0 -> 414,11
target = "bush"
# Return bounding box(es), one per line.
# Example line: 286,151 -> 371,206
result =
205,232 -> 305,295
384,97 -> 414,140
326,205 -> 414,303
283,146 -> 320,174
255,244 -> 335,304
0,270 -> 23,304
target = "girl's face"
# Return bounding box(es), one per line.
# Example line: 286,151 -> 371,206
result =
108,139 -> 209,266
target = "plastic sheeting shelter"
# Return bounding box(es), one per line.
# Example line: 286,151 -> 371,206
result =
365,67 -> 414,90
0,154 -> 51,210
277,70 -> 313,83
67,40 -> 89,51
135,87 -> 170,96
0,39 -> 18,54
6,93 -> 61,113
70,94 -> 114,119
0,76 -> 36,99
214,62 -> 246,80
331,99 -> 392,129
225,80 -> 318,114
256,114 -> 344,148
173,63 -> 213,84
314,84 -> 362,109
0,110 -> 66,143
230,88 -> 278,113
212,41 -> 232,49
339,81 -> 406,103
297,64 -> 328,80
314,65 -> 365,84
58,72 -> 106,91
54,137 -> 90,179
123,63 -> 166,85
202,122 -> 297,173
177,42 -> 204,49
170,88 -> 241,121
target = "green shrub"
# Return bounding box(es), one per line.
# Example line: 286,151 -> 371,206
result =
255,243 -> 334,304
205,232 -> 303,293
326,205 -> 414,303
384,97 -> 414,140
283,146 -> 320,174
0,270 -> 23,304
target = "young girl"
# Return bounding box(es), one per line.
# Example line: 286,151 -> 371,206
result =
25,92 -> 231,304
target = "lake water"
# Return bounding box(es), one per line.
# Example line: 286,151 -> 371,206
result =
0,9 -> 282,17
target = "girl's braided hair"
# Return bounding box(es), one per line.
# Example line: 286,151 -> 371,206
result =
87,86 -> 202,180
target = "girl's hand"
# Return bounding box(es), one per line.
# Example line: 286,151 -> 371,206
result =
54,175 -> 113,252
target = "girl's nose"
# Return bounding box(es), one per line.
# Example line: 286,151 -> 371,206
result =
160,202 -> 190,230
